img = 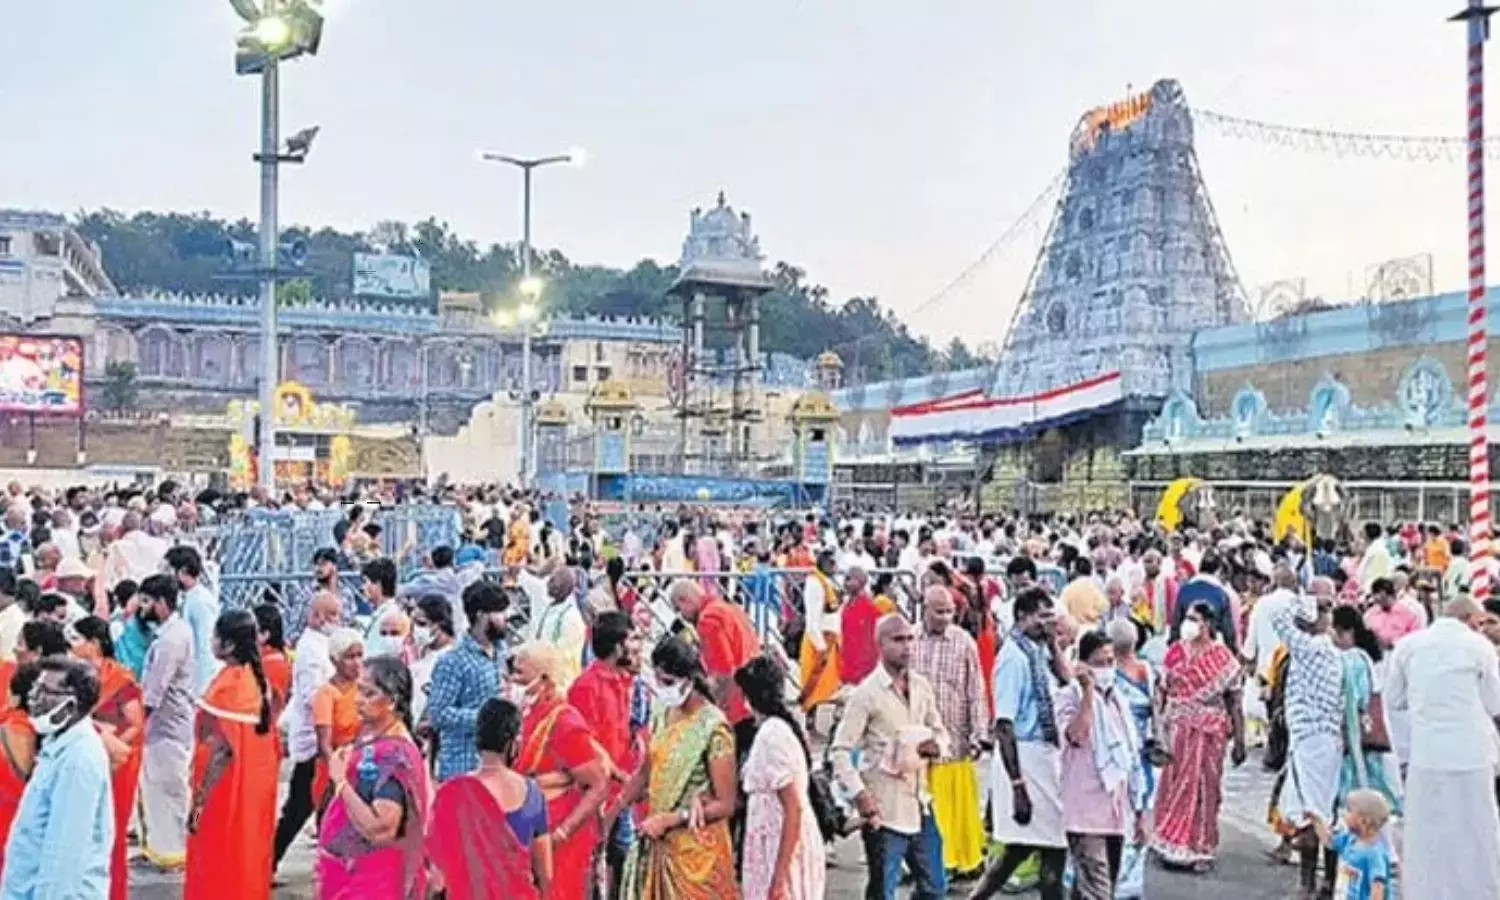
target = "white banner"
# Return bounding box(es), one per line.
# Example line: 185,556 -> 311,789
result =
353,253 -> 431,300
891,371 -> 1124,445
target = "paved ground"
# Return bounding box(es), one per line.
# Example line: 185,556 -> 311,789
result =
131,753 -> 1300,898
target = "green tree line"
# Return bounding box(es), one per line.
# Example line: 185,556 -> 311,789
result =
74,210 -> 992,383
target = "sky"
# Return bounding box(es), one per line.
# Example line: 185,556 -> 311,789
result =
0,0 -> 1485,346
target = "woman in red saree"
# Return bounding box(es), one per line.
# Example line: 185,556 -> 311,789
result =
513,642 -> 611,900
316,655 -> 430,899
1149,601 -> 1247,872
428,698 -> 554,899
0,664 -> 39,874
185,610 -> 282,900
74,617 -> 146,900
253,603 -> 293,709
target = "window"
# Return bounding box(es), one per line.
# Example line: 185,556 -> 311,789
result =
572,365 -> 589,384
594,341 -> 605,362
596,366 -> 612,381
0,236 -> 10,256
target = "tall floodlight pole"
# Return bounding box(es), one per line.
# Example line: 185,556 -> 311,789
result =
231,0 -> 323,490
477,149 -> 585,487
1454,1 -> 1498,600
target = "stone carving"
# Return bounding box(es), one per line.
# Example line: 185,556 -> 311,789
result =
681,191 -> 762,267
1366,254 -> 1434,303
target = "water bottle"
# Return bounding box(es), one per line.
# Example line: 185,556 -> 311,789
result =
356,746 -> 379,796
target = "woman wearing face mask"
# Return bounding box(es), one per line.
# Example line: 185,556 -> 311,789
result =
0,663 -> 40,879
311,628 -> 365,818
612,635 -> 739,900
1057,631 -> 1148,900
73,616 -> 146,900
316,655 -> 431,898
511,641 -> 611,900
184,609 -> 280,900
253,603 -> 292,713
409,595 -> 456,725
1150,602 -> 1246,872
427,698 -> 552,899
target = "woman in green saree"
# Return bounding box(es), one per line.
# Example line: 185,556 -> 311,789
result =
608,636 -> 740,900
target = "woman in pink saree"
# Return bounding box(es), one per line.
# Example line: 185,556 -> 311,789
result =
316,656 -> 430,899
427,698 -> 553,900
1150,601 -> 1247,872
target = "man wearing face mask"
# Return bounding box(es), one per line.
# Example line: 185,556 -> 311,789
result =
0,657 -> 113,899
137,573 -> 194,870
424,580 -> 510,783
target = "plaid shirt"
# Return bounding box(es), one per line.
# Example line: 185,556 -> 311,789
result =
0,530 -> 27,573
425,634 -> 507,782
1271,598 -> 1345,742
913,624 -> 989,760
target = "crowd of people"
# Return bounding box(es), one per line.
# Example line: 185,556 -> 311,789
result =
0,478 -> 1494,899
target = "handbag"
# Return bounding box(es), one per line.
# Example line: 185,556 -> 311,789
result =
807,704 -> 856,841
1359,658 -> 1392,753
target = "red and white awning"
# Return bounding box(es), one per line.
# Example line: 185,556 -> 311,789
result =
890,371 -> 1124,446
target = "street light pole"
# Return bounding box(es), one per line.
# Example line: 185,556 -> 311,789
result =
477,150 -> 582,488
256,6 -> 281,492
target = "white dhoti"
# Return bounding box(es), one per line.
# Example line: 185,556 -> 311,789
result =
1276,732 -> 1341,830
990,741 -> 1066,849
140,738 -> 191,868
1404,766 -> 1500,900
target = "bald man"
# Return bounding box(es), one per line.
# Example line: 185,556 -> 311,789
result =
533,564 -> 585,690
1387,595 -> 1500,899
274,589 -> 343,870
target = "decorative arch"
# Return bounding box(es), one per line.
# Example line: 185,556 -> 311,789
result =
1307,375 -> 1351,434
1230,385 -> 1267,438
1395,356 -> 1453,429
235,334 -> 263,385
136,326 -> 186,379
1159,389 -> 1199,441
381,340 -> 420,391
290,335 -> 328,386
192,331 -> 233,384
334,336 -> 377,392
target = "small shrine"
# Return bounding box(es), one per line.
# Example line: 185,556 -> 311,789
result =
814,350 -> 843,391
227,381 -> 356,487
789,391 -> 839,485
584,379 -> 639,475
533,397 -> 572,476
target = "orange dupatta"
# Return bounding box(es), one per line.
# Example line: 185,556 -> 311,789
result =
0,709 -> 33,879
184,665 -> 280,900
93,659 -> 145,900
519,697 -> 603,900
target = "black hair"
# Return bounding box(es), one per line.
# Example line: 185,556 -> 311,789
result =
475,697 -> 522,758
1186,601 -> 1219,637
964,556 -> 985,578
15,580 -> 39,615
361,558 -> 398,597
591,610 -> 633,662
430,545 -> 454,569
1013,586 -> 1053,620
73,616 -> 116,659
34,593 -> 69,618
462,580 -> 509,624
1076,630 -> 1110,665
37,656 -> 99,717
735,656 -> 812,766
650,635 -> 713,701
0,568 -> 16,598
1363,521 -> 1384,542
365,654 -> 414,735
9,662 -> 40,713
606,555 -> 626,585
416,595 -> 455,638
110,579 -> 138,614
164,545 -> 203,579
312,548 -> 339,567
21,620 -> 67,659
1006,555 -> 1037,579
139,573 -> 180,612
253,603 -> 287,652
1369,578 -> 1395,597
215,609 -> 272,734
1331,605 -> 1384,664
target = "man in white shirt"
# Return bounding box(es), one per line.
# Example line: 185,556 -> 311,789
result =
1386,596 -> 1500,900
1242,566 -> 1299,681
533,567 -> 586,690
1357,521 -> 1393,589
272,591 -> 340,872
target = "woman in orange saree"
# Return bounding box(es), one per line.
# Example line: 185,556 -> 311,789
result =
74,617 -> 146,900
254,603 -> 293,709
312,630 -> 365,814
316,655 -> 430,899
504,509 -> 533,567
0,664 -> 39,875
185,610 -> 281,900
513,643 -> 611,900
612,636 -> 739,900
427,698 -> 554,900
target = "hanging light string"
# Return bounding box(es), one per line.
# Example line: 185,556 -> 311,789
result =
1192,107 -> 1500,163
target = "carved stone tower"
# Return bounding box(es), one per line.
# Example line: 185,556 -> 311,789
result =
666,191 -> 775,476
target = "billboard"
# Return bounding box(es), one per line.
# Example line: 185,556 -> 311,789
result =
0,336 -> 83,415
352,253 -> 431,301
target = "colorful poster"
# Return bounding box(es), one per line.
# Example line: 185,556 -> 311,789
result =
0,336 -> 83,415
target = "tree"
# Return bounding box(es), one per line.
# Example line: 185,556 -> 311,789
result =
276,278 -> 312,307
100,361 -> 139,413
945,338 -> 979,370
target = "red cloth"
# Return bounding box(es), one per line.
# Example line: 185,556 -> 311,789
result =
427,775 -> 541,900
567,661 -> 634,779
839,591 -> 882,685
695,597 -> 761,724
519,697 -> 602,900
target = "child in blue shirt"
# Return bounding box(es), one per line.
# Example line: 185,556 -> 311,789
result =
1313,788 -> 1395,900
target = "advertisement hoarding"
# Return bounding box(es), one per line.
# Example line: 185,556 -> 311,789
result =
352,253 -> 431,301
0,335 -> 83,415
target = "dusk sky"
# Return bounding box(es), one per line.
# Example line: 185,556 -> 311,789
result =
0,0 -> 1482,344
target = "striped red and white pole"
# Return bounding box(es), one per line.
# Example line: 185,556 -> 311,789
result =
1456,0 -> 1499,600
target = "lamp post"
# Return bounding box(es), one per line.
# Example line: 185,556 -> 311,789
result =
230,0 -> 324,491
477,149 -> 584,487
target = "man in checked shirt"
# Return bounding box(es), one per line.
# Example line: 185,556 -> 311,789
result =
913,584 -> 991,880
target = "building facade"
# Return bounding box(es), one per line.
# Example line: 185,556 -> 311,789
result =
0,211 -> 116,324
